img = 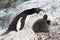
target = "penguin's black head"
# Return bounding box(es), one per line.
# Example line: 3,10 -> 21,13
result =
32,8 -> 43,14
36,8 -> 43,14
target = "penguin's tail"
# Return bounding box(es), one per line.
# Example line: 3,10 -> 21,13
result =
0,30 -> 10,36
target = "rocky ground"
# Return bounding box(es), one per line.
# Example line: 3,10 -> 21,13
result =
0,0 -> 60,40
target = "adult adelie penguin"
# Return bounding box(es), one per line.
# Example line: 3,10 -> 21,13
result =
1,8 -> 43,35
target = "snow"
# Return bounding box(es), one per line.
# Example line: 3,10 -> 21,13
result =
0,28 -> 35,40
0,0 -> 60,40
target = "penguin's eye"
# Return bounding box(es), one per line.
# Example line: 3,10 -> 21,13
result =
36,9 -> 39,11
